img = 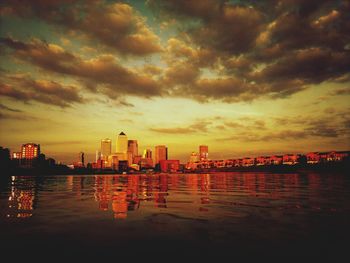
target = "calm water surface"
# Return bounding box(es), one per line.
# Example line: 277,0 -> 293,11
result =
1,172 -> 349,260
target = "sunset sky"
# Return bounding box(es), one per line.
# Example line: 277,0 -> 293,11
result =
0,0 -> 349,164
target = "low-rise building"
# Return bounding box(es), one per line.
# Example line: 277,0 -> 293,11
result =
242,157 -> 255,167
282,154 -> 300,165
160,160 -> 180,173
270,155 -> 283,165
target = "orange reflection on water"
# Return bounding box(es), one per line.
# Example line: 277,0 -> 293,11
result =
112,191 -> 127,219
2,172 -> 347,221
6,176 -> 35,218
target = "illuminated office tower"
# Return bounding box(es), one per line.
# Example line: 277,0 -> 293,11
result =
128,140 -> 138,157
21,143 -> 40,159
199,145 -> 209,161
101,138 -> 112,160
116,132 -> 127,160
143,149 -> 152,159
20,143 -> 40,168
155,145 -> 168,165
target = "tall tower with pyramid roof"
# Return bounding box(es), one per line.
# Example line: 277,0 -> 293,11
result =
116,131 -> 128,160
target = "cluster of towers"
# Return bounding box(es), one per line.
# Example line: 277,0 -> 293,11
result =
94,132 -> 168,170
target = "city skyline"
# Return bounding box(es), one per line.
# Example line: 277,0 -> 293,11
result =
1,0 -> 349,164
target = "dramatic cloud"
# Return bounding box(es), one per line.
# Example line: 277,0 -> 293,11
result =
0,37 -> 162,99
150,127 -> 194,134
0,74 -> 84,107
0,111 -> 39,121
1,1 -> 162,56
1,1 -> 349,105
150,120 -> 212,134
254,48 -> 350,87
149,0 -> 263,54
329,87 -> 350,96
150,0 -> 350,102
218,109 -> 350,142
0,103 -> 22,112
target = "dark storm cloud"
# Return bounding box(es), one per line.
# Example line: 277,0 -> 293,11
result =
0,74 -> 84,107
0,37 -> 162,99
1,1 -> 162,56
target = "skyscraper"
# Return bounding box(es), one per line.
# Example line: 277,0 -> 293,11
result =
155,145 -> 168,165
116,132 -> 127,160
143,149 -> 152,159
127,140 -> 138,157
101,138 -> 111,159
199,145 -> 209,161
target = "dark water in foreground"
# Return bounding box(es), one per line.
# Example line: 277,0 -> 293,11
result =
1,172 -> 349,260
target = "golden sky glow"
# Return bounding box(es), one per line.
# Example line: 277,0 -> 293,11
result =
0,0 -> 349,163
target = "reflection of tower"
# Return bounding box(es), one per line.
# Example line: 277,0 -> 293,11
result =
154,174 -> 168,208
116,132 -> 127,160
155,145 -> 168,165
101,138 -> 112,160
94,176 -> 111,211
6,177 -> 36,218
112,191 -> 127,219
199,145 -> 208,161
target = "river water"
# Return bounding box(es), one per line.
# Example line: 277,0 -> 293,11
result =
0,172 -> 349,260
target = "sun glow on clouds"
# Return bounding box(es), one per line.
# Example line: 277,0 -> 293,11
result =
0,0 -> 349,163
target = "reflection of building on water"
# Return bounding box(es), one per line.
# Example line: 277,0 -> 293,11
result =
6,176 -> 36,218
112,191 -> 127,219
94,176 -> 111,211
93,175 -> 141,219
90,173 -> 333,218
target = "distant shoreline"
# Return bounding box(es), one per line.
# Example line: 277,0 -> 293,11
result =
2,161 -> 349,176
